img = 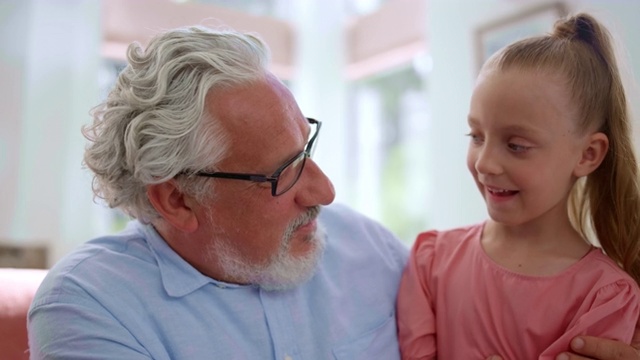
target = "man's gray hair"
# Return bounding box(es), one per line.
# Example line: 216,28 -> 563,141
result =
83,26 -> 270,221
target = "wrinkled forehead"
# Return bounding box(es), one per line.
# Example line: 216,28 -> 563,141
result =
204,74 -> 307,164
208,75 -> 297,122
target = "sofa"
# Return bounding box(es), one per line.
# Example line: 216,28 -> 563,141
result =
0,268 -> 48,360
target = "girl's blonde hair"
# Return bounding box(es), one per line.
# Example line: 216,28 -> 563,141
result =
487,13 -> 640,283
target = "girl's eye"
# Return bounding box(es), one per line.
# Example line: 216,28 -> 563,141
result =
508,143 -> 530,152
466,133 -> 483,144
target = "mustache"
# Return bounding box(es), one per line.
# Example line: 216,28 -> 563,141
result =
290,206 -> 321,230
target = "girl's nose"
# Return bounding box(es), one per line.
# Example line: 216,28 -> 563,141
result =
473,145 -> 502,175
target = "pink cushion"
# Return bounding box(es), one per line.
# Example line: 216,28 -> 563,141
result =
0,268 -> 48,360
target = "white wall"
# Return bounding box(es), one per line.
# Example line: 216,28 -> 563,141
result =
576,0 -> 640,143
289,0 -> 351,206
0,0 -> 106,264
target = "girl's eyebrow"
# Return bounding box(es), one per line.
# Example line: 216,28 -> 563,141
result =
501,124 -> 545,136
467,117 -> 545,136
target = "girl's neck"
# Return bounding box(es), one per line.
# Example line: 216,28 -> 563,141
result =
486,217 -> 579,244
481,219 -> 592,276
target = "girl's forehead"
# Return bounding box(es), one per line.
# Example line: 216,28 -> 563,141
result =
470,70 -> 579,134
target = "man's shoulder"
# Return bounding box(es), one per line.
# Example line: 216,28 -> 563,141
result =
318,203 -> 360,221
309,204 -> 408,327
319,203 -> 389,234
32,222 -> 154,303
318,203 -> 409,262
57,221 -> 150,268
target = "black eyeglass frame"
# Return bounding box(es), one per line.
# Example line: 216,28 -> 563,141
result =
190,118 -> 321,196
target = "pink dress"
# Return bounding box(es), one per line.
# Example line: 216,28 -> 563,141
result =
397,223 -> 640,360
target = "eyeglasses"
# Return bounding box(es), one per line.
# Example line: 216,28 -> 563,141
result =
190,118 -> 321,196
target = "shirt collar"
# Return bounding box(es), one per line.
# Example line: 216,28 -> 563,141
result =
138,222 -> 243,297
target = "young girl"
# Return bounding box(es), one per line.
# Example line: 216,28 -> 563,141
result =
397,13 -> 640,360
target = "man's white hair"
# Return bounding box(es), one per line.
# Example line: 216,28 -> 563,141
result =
83,27 -> 271,221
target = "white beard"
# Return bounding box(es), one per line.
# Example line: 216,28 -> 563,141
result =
208,207 -> 326,291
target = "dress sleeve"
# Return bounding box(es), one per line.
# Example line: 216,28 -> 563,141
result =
538,279 -> 640,360
396,231 -> 439,360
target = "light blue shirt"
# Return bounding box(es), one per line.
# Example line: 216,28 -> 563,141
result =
28,204 -> 409,359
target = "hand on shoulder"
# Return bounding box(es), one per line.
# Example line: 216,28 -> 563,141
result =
487,335 -> 640,360
553,336 -> 640,360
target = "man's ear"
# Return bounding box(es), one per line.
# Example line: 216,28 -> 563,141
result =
147,180 -> 199,233
573,132 -> 609,178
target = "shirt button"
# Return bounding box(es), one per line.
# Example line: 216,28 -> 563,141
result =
284,355 -> 292,360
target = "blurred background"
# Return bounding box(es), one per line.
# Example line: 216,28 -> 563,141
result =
1,0 -> 639,268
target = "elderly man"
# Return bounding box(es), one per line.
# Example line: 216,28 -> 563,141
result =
28,26 -> 639,360
28,27 -> 406,359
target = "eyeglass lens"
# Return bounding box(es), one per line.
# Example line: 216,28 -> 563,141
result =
274,121 -> 318,195
275,153 -> 307,195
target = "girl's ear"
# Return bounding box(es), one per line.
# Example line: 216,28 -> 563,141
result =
147,180 -> 199,233
573,132 -> 609,178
